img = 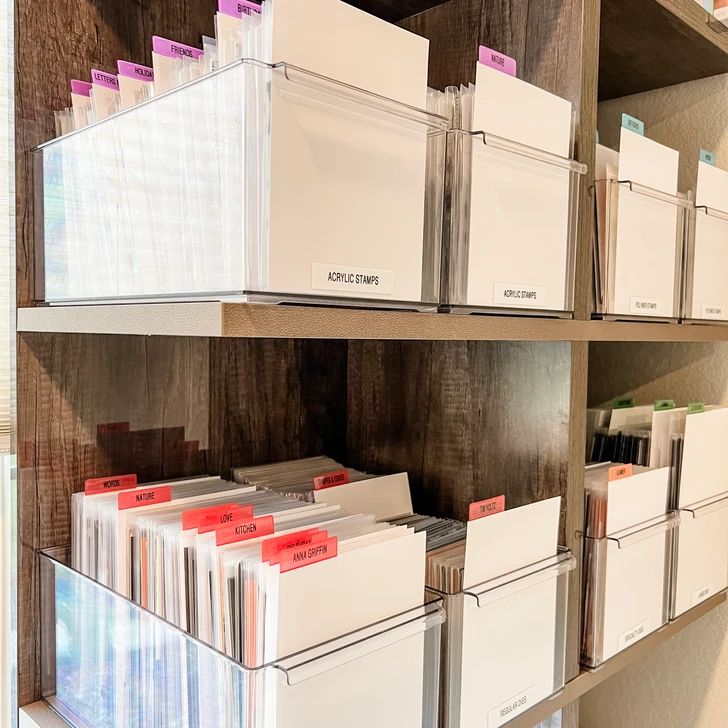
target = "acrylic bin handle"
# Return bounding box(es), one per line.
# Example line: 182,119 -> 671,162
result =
680,491 -> 728,520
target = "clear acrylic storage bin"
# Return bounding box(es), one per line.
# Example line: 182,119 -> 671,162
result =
39,547 -> 444,728
428,548 -> 576,728
34,59 -> 448,309
444,129 -> 586,316
682,204 -> 728,322
581,511 -> 678,668
593,179 -> 691,321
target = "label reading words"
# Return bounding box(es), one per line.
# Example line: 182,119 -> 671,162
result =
468,495 -> 505,521
618,619 -> 650,650
630,297 -> 661,316
478,45 -> 517,76
280,537 -> 338,573
608,464 -> 633,481
216,515 -> 275,546
488,686 -> 535,726
692,584 -> 713,606
118,485 -> 172,510
702,304 -> 725,320
85,473 -> 137,495
493,283 -> 547,308
311,263 -> 394,296
313,469 -> 351,491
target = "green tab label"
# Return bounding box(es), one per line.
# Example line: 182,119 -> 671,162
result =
654,399 -> 675,411
613,397 -> 634,409
688,402 -> 706,414
700,149 -> 716,166
622,113 -> 644,136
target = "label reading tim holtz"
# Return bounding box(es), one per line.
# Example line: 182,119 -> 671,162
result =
618,619 -> 649,650
630,297 -> 661,316
702,304 -> 725,320
311,263 -> 394,295
493,283 -> 546,308
488,686 -> 535,726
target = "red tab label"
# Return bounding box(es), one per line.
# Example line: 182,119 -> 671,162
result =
118,485 -> 172,510
469,495 -> 506,521
198,505 -> 254,534
85,473 -> 137,495
182,504 -> 252,531
216,515 -> 275,546
313,469 -> 350,491
609,464 -> 633,481
280,537 -> 338,573
262,529 -> 328,564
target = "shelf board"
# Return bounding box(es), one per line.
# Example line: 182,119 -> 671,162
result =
17,303 -> 728,342
506,590 -> 727,728
600,0 -> 728,100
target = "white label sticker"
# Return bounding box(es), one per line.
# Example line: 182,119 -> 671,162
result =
311,263 -> 394,295
618,618 -> 650,650
488,685 -> 536,727
630,297 -> 662,316
691,584 -> 713,606
701,304 -> 725,320
493,283 -> 547,308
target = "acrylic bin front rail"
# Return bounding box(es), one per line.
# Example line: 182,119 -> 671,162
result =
39,548 -> 445,728
683,204 -> 728,322
445,129 -> 586,316
581,511 -> 679,668
593,179 -> 691,321
427,549 -> 576,728
671,491 -> 728,619
34,58 -> 448,307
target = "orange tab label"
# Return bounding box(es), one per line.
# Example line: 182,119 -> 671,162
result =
313,469 -> 350,491
262,529 -> 328,564
118,485 -> 172,510
85,473 -> 137,495
469,495 -> 506,521
216,515 -> 275,546
280,536 -> 338,573
609,464 -> 633,481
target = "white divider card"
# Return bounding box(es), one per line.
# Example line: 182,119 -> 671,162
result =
612,128 -> 680,318
313,472 -> 413,520
117,61 -> 155,109
90,69 -> 120,120
459,496 -> 561,727
70,80 -> 93,128
691,160 -> 728,320
465,62 -> 574,311
594,144 -> 620,311
151,36 -> 204,94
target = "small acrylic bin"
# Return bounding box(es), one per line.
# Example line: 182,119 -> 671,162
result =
581,511 -> 679,668
34,59 -> 448,309
429,548 -> 576,728
39,547 -> 445,728
444,129 -> 586,316
671,492 -> 728,619
682,204 -> 728,322
593,179 -> 691,321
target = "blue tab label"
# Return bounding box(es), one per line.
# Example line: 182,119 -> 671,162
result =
621,113 -> 644,136
700,149 -> 716,166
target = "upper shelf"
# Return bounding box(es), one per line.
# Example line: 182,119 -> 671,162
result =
16,302 -> 728,342
599,0 -> 728,100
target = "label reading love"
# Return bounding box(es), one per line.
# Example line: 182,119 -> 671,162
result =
85,473 -> 137,495
198,506 -> 255,533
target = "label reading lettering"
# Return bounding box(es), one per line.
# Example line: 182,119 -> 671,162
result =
608,464 -> 633,481
700,149 -> 717,166
468,495 -> 505,521
493,283 -> 547,308
219,0 -> 262,17
688,402 -> 706,415
216,515 -> 275,546
152,36 -> 204,60
477,45 -> 517,76
488,686 -> 535,726
654,399 -> 675,411
118,485 -> 172,510
691,584 -> 713,606
311,263 -> 394,296
117,61 -> 155,82
630,297 -> 662,316
263,529 -> 329,564
621,113 -> 645,136
618,619 -> 650,650
313,469 -> 351,491
279,536 -> 338,572
701,303 -> 725,320
91,69 -> 119,91
85,473 -> 137,495
613,397 -> 635,409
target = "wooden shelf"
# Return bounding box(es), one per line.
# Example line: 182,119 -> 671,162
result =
17,303 -> 728,342
600,0 -> 728,100
345,0 -> 448,22
506,590 -> 727,728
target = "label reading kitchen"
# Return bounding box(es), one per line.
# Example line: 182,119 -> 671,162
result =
312,263 -> 394,296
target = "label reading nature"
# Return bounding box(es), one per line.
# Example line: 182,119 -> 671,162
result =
216,515 -> 275,546
468,495 -> 505,521
654,399 -> 675,411
630,297 -> 661,316
313,469 -> 351,491
701,304 -> 725,320
700,149 -> 717,166
311,263 -> 394,295
618,619 -> 649,650
118,485 -> 172,510
493,283 -> 547,308
621,113 -> 645,136
280,537 -> 338,573
608,463 -> 633,481
478,45 -> 517,76
488,686 -> 536,726
688,402 -> 706,415
613,397 -> 634,409
85,473 -> 137,495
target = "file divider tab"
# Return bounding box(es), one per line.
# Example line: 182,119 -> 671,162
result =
118,485 -> 172,509
621,113 -> 645,136
477,45 -> 517,76
84,473 -> 137,495
468,495 -> 505,520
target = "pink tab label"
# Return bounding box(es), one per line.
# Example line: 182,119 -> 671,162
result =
313,469 -> 351,491
262,529 -> 328,564
117,61 -> 155,82
469,495 -> 506,521
84,473 -> 137,495
216,515 -> 275,546
197,505 -> 254,534
182,503 -> 251,530
280,537 -> 338,573
71,80 -> 93,97
219,0 -> 262,17
118,485 -> 172,510
609,464 -> 633,481
478,46 -> 517,77
90,69 -> 120,91
152,36 -> 204,60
